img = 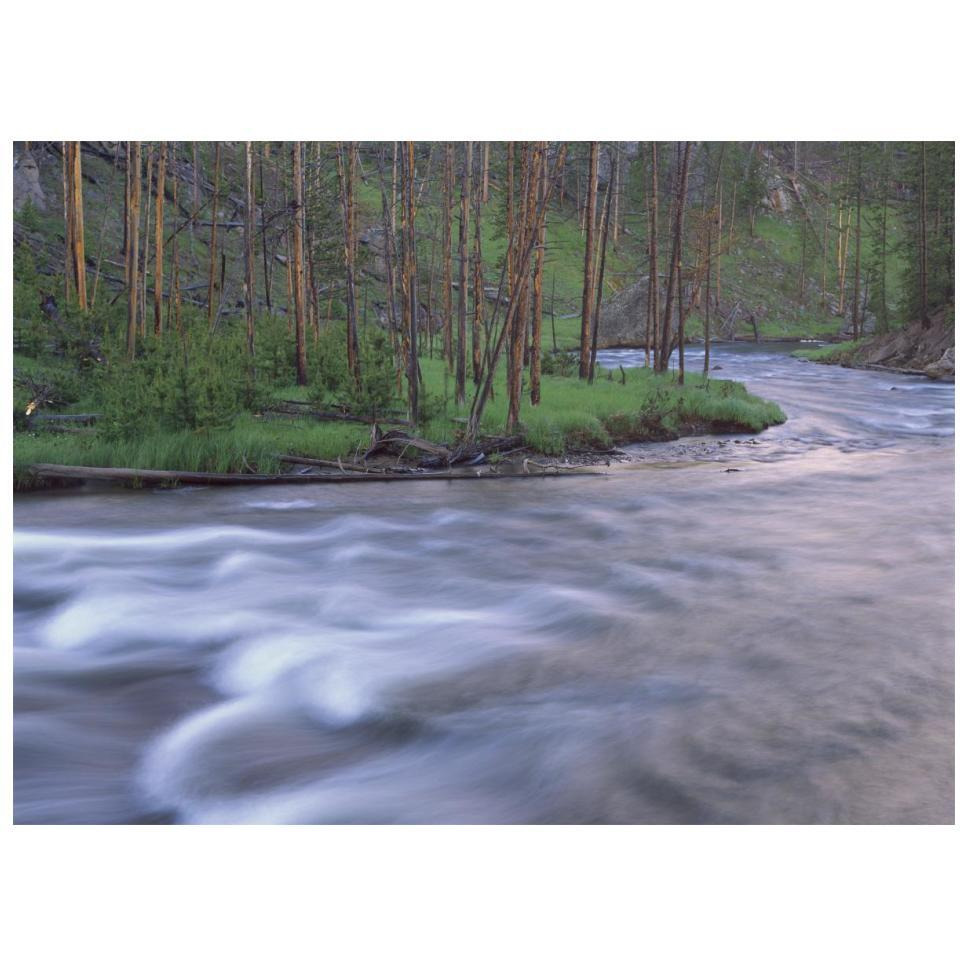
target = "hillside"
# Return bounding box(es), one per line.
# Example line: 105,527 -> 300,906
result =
14,141 -> 911,357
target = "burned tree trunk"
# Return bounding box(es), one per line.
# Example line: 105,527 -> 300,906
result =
125,141 -> 141,360
455,142 -> 473,404
153,142 -> 166,336
244,141 -> 256,356
579,141 -> 599,378
291,142 -> 308,385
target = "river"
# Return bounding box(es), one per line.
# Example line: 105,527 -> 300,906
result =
13,344 -> 955,823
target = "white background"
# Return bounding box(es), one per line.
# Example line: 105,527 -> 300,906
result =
2,3 -> 957,957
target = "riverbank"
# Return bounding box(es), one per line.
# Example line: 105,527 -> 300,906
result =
14,357 -> 786,491
793,320 -> 954,380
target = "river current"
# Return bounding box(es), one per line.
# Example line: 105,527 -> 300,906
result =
13,344 -> 955,823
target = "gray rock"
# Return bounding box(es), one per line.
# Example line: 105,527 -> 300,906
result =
14,150 -> 46,212
596,278 -> 649,347
923,347 -> 954,381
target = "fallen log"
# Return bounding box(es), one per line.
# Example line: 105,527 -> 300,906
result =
29,463 -> 607,487
363,430 -> 453,462
31,413 -> 100,424
277,455 -> 404,474
859,363 -> 927,377
264,405 -> 412,427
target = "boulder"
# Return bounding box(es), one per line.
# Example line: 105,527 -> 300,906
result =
923,347 -> 954,381
14,150 -> 46,212
596,278 -> 649,347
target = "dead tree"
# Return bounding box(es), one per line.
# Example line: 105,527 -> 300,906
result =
646,142 -> 660,367
657,141 -> 692,375
579,141 -> 599,378
589,150 -> 615,383
291,142 -> 308,385
244,141 -> 256,356
455,142 -> 473,404
65,142 -> 87,311
400,141 -> 419,422
442,142 -> 454,367
125,141 -> 141,359
468,144 -> 567,440
153,142 -> 166,335
207,143 -> 221,326
336,141 -> 360,379
530,146 -> 548,404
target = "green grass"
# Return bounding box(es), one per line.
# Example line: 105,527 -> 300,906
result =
13,415 -> 371,490
415,357 -> 784,454
791,341 -> 859,364
14,352 -> 785,489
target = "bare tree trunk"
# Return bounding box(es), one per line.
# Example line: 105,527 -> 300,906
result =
442,142 -> 454,367
646,142 -> 660,367
257,145 -> 272,314
291,142 -> 308,385
715,180 -> 723,304
507,144 -> 533,429
207,142 -> 221,326
126,141 -> 141,360
506,142 -> 515,296
481,142 -> 490,203
851,145 -> 863,339
728,180 -> 737,249
579,141 -> 599,378
589,151 -> 615,383
191,142 -> 200,267
62,142 -> 73,306
704,214 -> 712,375
399,142 -> 420,422
798,220 -> 807,303
170,146 -> 182,333
90,142 -> 121,310
610,143 -> 623,250
821,216 -> 828,311
153,142 -> 166,335
244,141 -> 256,356
376,145 -> 404,389
455,142 -> 473,404
140,144 -> 153,337
336,141 -> 360,379
468,145 -> 567,439
66,142 -> 88,310
530,146 -> 546,404
658,141 -> 692,374
472,161 -> 485,385
919,142 -> 929,328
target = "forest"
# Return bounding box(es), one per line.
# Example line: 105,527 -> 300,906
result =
11,141 -> 954,488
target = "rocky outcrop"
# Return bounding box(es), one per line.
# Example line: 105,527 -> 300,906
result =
838,318 -> 954,377
923,347 -> 954,381
596,278 -> 649,347
13,150 -> 46,212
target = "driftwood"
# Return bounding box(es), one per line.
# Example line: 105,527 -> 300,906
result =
277,455 -> 405,474
364,430 -> 452,462
363,429 -> 526,469
29,462 -> 605,487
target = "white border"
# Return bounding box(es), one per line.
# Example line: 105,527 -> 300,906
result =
3,3 -> 957,958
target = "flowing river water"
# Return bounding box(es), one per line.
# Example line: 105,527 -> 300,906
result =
13,344 -> 955,824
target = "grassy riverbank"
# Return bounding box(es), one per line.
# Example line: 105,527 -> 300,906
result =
791,342 -> 859,364
14,355 -> 785,491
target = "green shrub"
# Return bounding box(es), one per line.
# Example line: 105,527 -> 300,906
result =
540,350 -> 577,377
95,321 -> 265,440
309,329 -> 400,418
